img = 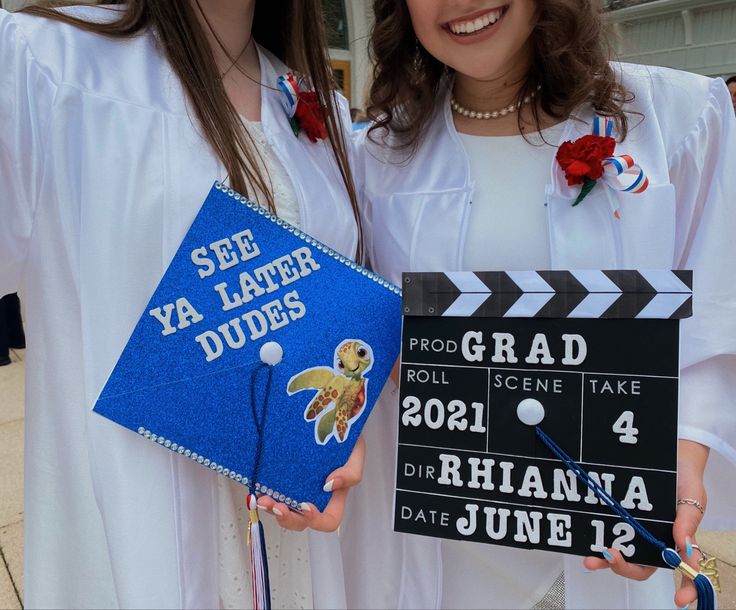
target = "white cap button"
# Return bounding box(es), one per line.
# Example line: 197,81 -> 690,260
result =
259,341 -> 283,366
517,398 -> 545,426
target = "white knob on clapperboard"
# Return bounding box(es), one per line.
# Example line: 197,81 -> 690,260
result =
260,341 -> 283,366
517,398 -> 545,426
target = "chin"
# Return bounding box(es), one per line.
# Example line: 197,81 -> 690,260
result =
453,64 -> 510,82
448,32 -> 535,86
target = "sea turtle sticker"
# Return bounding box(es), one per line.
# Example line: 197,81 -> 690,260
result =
287,340 -> 373,445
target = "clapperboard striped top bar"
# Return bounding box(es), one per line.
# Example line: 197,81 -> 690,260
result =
402,270 -> 693,319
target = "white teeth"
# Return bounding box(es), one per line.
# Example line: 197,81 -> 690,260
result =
449,8 -> 503,35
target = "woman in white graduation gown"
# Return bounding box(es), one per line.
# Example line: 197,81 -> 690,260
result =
0,2 -> 361,608
340,0 -> 736,608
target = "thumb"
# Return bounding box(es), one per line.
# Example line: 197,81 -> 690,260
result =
324,435 -> 366,491
671,500 -> 705,608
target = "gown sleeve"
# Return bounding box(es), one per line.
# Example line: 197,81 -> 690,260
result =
0,9 -> 56,296
670,77 -> 736,487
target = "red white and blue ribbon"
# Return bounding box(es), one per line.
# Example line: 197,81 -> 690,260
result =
592,115 -> 616,139
593,116 -> 649,219
277,72 -> 300,119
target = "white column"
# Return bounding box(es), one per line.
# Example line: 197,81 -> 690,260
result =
346,0 -> 373,110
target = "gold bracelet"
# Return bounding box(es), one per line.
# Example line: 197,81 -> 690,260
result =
676,498 -> 705,515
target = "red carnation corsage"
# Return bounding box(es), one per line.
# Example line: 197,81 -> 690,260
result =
556,116 -> 649,217
277,73 -> 328,143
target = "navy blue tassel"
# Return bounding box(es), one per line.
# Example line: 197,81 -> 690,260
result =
662,547 -> 717,610
247,360 -> 277,610
694,574 -> 717,610
535,426 -> 718,609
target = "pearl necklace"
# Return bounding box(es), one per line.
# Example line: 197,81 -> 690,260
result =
451,85 -> 541,120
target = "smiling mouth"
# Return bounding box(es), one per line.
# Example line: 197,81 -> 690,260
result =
445,6 -> 509,36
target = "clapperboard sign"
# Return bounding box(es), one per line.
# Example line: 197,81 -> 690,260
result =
394,270 -> 692,566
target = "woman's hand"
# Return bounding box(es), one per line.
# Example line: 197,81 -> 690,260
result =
256,434 -> 365,532
672,440 -> 708,607
583,440 -> 709,608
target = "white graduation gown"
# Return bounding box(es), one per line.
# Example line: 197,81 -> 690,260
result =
0,6 -> 351,609
342,63 -> 736,608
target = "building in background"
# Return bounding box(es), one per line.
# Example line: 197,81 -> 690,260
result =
2,0 -> 733,99
606,0 -> 736,78
324,0 -> 373,110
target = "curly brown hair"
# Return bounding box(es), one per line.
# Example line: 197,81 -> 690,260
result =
368,0 -> 633,151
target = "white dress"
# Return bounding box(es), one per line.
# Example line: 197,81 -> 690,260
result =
442,128 -> 563,608
0,7 -> 353,609
342,64 -> 736,609
459,126 -> 562,271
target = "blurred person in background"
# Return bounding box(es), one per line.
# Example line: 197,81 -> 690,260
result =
727,76 -> 736,114
0,293 -> 25,366
351,106 -> 371,130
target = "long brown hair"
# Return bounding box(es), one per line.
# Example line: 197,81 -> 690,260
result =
368,0 -> 633,151
22,0 -> 363,260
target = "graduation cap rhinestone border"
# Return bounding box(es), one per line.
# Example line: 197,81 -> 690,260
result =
214,182 -> 401,296
135,426 -> 299,503
123,182 -> 403,511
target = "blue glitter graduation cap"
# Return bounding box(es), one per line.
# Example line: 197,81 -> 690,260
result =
93,182 -> 402,512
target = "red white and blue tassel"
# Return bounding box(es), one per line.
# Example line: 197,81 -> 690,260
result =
247,493 -> 271,610
593,116 -> 649,219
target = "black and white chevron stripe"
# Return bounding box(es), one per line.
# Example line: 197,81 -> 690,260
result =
402,270 -> 692,319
